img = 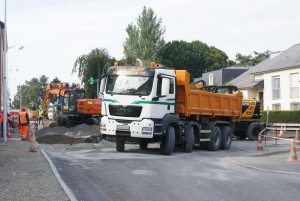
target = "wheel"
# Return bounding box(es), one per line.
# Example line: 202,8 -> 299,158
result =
116,138 -> 125,152
220,126 -> 232,150
207,126 -> 221,151
139,140 -> 148,150
85,117 -> 98,125
184,126 -> 194,153
161,126 -> 175,155
246,122 -> 264,141
60,117 -> 71,128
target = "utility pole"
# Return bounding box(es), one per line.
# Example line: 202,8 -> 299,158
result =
3,0 -> 8,141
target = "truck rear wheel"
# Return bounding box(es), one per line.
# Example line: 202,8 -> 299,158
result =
246,122 -> 264,141
184,126 -> 194,153
207,126 -> 221,151
161,126 -> 175,155
116,138 -> 125,152
220,126 -> 232,150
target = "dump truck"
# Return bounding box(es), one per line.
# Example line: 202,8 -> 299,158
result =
99,64 -> 243,155
43,83 -> 101,128
201,85 -> 264,140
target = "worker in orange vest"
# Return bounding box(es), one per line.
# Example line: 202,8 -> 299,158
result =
19,107 -> 29,141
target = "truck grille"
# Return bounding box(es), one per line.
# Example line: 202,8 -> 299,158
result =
109,105 -> 142,117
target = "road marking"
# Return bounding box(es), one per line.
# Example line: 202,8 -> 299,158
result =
41,149 -> 78,201
132,169 -> 157,175
224,158 -> 300,175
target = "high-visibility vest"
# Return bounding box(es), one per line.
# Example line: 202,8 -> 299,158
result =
20,112 -> 28,124
38,110 -> 43,117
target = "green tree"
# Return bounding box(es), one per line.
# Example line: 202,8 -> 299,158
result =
13,75 -> 48,109
72,48 -> 113,98
158,40 -> 229,79
123,6 -> 166,61
50,77 -> 61,84
235,50 -> 271,66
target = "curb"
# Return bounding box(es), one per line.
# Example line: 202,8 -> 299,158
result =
40,147 -> 78,201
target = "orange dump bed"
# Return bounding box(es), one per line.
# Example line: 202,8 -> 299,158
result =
175,70 -> 243,120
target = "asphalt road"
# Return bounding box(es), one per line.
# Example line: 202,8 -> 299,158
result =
41,140 -> 300,201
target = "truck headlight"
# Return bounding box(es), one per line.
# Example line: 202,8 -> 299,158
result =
142,127 -> 152,135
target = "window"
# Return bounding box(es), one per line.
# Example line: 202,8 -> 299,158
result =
272,104 -> 281,110
169,78 -> 175,94
156,76 -> 174,96
209,74 -> 214,85
290,102 -> 300,110
272,76 -> 280,100
290,73 -> 299,98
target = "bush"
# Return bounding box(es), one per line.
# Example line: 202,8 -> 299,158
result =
260,110 -> 300,123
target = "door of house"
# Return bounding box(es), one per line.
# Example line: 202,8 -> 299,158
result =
259,92 -> 264,110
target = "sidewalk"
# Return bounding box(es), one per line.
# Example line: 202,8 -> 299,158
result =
0,129 -> 70,201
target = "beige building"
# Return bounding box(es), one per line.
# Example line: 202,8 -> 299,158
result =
230,44 -> 300,111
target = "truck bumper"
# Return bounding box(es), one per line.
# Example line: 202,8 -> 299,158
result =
100,116 -> 154,139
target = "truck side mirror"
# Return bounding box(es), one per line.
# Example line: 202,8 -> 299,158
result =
161,78 -> 170,96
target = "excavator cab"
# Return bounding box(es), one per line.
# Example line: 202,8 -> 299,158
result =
57,89 -> 85,113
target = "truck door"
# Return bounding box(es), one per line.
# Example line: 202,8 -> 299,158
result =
156,76 -> 176,113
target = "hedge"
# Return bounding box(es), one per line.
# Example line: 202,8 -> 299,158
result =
260,110 -> 300,123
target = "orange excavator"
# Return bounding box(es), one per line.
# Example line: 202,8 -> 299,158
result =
43,83 -> 101,128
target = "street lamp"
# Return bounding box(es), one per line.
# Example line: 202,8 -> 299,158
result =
8,44 -> 24,50
2,0 -> 24,141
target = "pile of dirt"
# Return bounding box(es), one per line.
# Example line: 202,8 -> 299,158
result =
36,124 -> 100,144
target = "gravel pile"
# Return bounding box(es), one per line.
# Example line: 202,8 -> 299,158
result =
35,124 -> 100,144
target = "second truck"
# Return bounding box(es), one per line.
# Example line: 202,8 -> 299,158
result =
100,63 -> 243,155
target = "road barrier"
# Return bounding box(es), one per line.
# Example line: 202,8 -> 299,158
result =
255,127 -> 299,162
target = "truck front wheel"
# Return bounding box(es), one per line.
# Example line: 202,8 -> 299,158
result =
116,138 -> 125,152
220,126 -> 232,150
161,126 -> 175,155
207,126 -> 221,151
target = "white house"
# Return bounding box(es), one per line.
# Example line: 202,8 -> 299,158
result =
230,43 -> 300,111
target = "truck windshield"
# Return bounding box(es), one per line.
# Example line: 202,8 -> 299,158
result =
106,75 -> 154,96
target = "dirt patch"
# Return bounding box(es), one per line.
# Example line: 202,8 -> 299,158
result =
36,124 -> 100,144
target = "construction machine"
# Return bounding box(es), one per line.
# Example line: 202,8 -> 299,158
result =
43,83 -> 101,128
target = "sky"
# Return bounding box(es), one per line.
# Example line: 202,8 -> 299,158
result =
1,0 -> 300,99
